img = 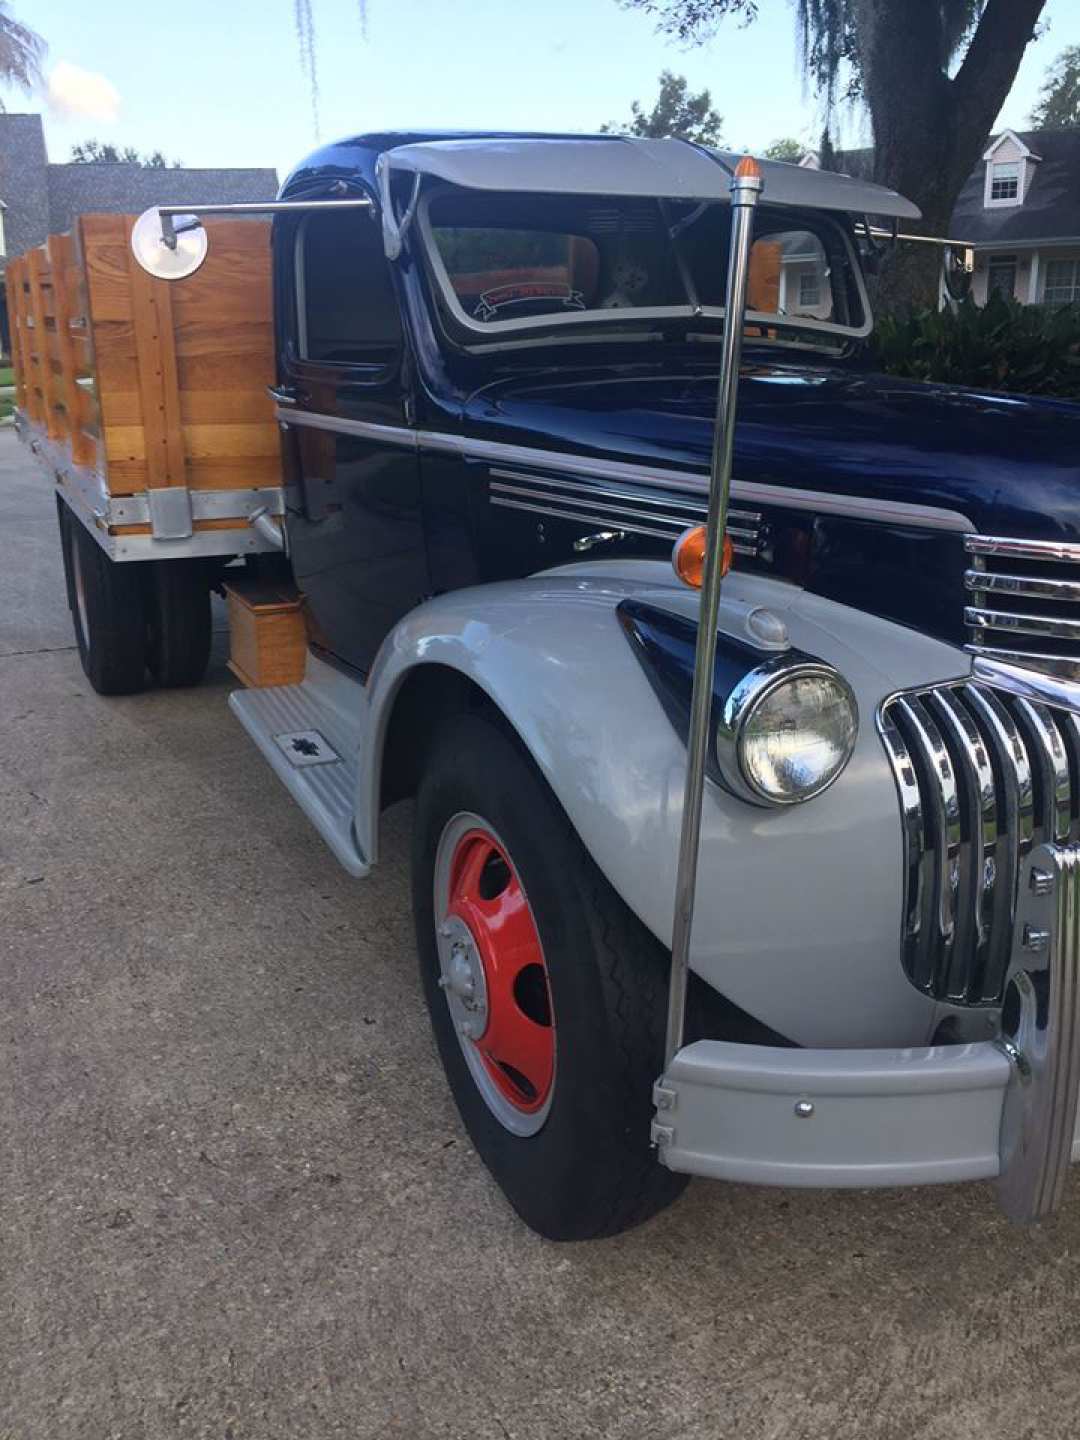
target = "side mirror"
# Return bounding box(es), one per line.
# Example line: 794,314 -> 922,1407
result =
131,206 -> 209,280
942,244 -> 973,303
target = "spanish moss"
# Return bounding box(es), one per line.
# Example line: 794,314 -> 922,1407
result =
294,0 -> 319,138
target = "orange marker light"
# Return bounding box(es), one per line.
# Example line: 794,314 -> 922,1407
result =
672,525 -> 733,589
735,154 -> 763,180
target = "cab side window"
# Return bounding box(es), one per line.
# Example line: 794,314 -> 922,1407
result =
295,209 -> 402,372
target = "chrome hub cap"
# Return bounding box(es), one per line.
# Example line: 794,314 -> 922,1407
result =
437,915 -> 489,1041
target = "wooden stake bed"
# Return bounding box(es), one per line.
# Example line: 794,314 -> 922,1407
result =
6,214 -> 284,560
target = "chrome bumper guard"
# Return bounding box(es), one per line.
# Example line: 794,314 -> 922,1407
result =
654,843 -> 1080,1221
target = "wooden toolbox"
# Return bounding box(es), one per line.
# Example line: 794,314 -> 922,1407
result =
225,581 -> 307,688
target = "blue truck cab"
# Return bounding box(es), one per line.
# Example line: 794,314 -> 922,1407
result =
26,133 -> 1080,1237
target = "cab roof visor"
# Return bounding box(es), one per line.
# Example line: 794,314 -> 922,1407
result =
380,136 -> 921,221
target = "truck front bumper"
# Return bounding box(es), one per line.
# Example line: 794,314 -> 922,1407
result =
655,843 -> 1080,1222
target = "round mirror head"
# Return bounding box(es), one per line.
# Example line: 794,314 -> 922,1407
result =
131,206 -> 208,281
942,244 -> 972,303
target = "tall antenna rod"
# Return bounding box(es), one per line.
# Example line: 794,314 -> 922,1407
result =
664,155 -> 764,1067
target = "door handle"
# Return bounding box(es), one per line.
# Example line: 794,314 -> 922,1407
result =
573,529 -> 626,553
267,383 -> 298,407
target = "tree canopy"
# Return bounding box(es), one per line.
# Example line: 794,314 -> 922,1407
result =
1030,45 -> 1080,129
0,2 -> 43,103
617,0 -> 1047,305
763,136 -> 806,162
602,70 -> 724,145
70,140 -> 180,168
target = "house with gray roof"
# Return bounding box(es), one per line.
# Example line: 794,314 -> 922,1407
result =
0,113 -> 277,350
801,126 -> 1080,307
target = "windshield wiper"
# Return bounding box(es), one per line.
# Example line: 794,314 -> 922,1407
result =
659,199 -> 703,316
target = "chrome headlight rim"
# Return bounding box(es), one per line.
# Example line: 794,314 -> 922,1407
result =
717,658 -> 859,808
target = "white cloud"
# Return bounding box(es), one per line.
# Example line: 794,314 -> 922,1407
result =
47,62 -> 120,123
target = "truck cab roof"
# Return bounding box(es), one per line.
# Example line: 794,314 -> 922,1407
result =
280,130 -> 921,220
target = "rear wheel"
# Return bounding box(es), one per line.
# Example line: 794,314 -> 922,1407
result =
144,561 -> 212,688
413,712 -> 688,1240
60,507 -> 148,695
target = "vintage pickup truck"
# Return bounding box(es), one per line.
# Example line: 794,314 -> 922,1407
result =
11,131 -> 1080,1239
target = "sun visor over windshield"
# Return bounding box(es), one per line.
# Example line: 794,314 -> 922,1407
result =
379,136 -> 921,221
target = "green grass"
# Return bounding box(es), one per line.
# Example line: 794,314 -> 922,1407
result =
0,366 -> 13,387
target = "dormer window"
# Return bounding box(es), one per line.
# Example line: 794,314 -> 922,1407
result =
989,162 -> 1019,203
982,130 -> 1040,210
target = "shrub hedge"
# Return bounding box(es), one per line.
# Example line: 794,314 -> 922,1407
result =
867,293 -> 1080,401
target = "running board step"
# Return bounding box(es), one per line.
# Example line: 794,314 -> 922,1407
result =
229,682 -> 370,877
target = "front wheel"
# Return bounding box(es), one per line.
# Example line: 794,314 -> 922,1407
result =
412,712 -> 688,1240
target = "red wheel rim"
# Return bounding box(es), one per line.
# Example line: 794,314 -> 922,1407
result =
444,826 -> 555,1115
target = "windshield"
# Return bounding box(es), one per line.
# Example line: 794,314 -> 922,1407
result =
420,188 -> 868,343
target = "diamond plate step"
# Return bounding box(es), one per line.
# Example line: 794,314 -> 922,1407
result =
229,682 -> 369,876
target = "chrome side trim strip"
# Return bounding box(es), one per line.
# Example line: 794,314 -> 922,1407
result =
491,496 -> 678,543
967,534 -> 1080,565
491,482 -> 696,534
489,467 -> 762,539
965,569 -> 1080,603
278,408 -> 976,532
490,472 -> 761,556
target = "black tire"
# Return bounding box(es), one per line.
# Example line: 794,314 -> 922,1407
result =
60,507 -> 148,695
144,561 -> 212,688
413,712 -> 689,1241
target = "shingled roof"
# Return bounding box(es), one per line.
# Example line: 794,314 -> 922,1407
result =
820,127 -> 1080,244
0,114 -> 277,270
952,128 -> 1080,243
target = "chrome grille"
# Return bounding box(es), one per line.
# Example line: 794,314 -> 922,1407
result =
879,680 -> 1080,1004
965,534 -> 1080,681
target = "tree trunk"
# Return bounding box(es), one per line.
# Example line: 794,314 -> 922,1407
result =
853,0 -> 1046,312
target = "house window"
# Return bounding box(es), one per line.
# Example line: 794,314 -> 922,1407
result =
797,271 -> 821,310
989,161 -> 1020,203
1043,259 -> 1080,306
987,255 -> 1017,300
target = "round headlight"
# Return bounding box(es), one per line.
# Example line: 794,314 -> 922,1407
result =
726,665 -> 858,805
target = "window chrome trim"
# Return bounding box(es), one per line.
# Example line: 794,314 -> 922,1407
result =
277,408 -> 975,532
414,186 -> 874,342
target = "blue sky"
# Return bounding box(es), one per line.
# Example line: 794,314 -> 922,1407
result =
13,0 -> 1080,180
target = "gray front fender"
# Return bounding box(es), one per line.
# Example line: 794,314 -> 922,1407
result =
362,561 -> 970,1048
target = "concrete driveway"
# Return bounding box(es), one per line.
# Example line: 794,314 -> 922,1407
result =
2,429 -> 1079,1440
